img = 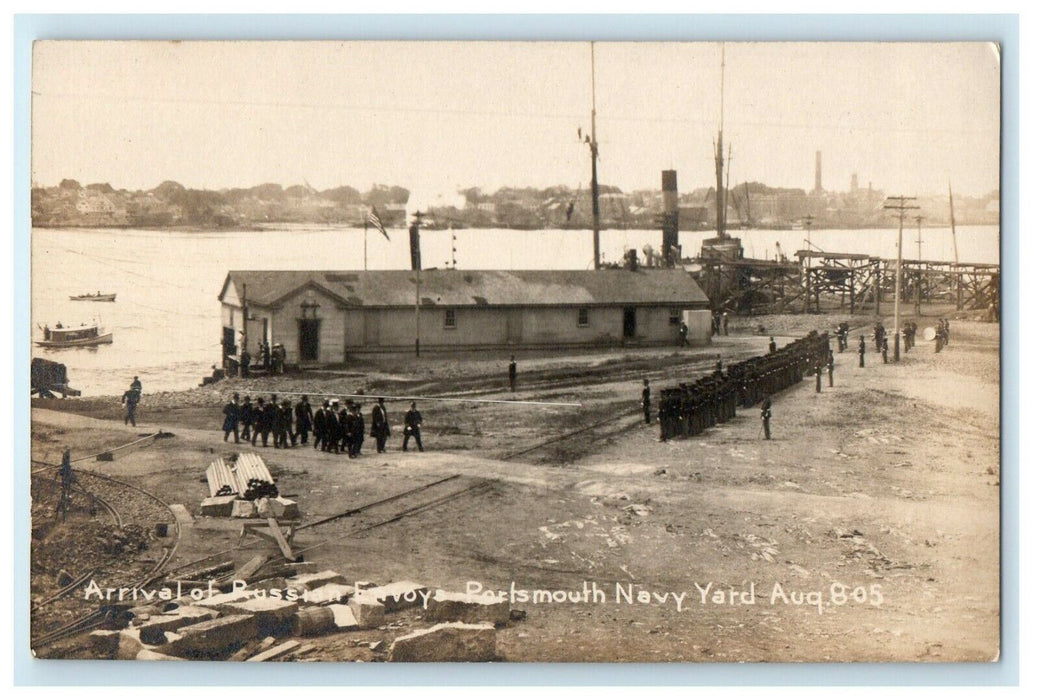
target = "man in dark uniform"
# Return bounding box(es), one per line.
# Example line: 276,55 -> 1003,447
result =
768,337 -> 777,354
679,321 -> 690,347
815,363 -> 822,392
403,401 -> 424,452
313,400 -> 328,451
131,376 -> 142,394
222,393 -> 240,443
252,397 -> 271,447
760,396 -> 772,440
272,395 -> 286,448
508,356 -> 518,392
122,384 -> 140,427
881,336 -> 889,364
350,403 -> 365,457
294,395 -> 313,446
282,399 -> 296,447
714,354 -> 723,375
371,398 -> 391,453
240,348 -> 251,377
827,351 -> 834,387
858,335 -> 866,368
641,379 -> 652,424
240,396 -> 254,441
337,402 -> 350,454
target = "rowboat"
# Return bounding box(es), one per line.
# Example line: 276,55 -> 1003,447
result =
36,324 -> 113,348
70,292 -> 116,302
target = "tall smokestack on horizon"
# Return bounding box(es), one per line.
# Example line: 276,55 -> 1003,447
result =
662,169 -> 679,266
815,150 -> 823,194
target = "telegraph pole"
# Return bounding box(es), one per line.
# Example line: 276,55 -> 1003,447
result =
411,211 -> 424,357
589,42 -> 601,270
914,214 -> 925,314
884,196 -> 919,362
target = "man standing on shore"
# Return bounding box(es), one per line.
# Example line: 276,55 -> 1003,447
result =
508,356 -> 518,392
768,337 -> 777,354
641,379 -> 652,425
760,396 -> 772,440
371,398 -> 391,453
403,401 -> 424,452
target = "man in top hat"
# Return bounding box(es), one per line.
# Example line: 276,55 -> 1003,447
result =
371,398 -> 391,453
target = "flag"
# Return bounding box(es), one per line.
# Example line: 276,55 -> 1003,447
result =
367,207 -> 389,241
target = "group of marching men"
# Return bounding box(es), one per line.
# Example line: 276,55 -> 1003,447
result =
655,331 -> 832,442
222,393 -> 425,456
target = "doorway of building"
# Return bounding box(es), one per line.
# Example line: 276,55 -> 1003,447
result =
623,307 -> 636,339
298,319 -> 321,362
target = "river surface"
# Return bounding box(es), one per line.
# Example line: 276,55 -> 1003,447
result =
31,224 -> 999,396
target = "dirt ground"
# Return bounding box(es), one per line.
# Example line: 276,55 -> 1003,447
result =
29,313 -> 1001,662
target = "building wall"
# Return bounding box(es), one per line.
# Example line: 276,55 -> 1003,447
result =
684,309 -> 713,344
268,288 -> 346,364
343,304 -> 706,351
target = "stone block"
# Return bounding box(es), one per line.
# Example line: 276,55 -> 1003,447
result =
365,581 -> 429,612
285,570 -> 348,592
327,604 -> 359,631
230,499 -> 256,518
348,593 -> 385,629
387,622 -> 496,662
270,497 -> 300,519
226,597 -> 299,635
164,614 -> 258,656
136,605 -> 221,645
306,583 -> 354,605
425,590 -> 510,625
199,496 -> 236,517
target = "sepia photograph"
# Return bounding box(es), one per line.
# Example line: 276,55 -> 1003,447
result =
26,38 -> 1002,664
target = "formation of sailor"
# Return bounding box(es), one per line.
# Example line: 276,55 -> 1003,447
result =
657,331 -> 829,443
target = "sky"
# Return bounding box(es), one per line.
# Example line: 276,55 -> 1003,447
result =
31,41 -> 1001,204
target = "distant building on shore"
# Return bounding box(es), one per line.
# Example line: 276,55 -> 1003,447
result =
218,269 -> 711,365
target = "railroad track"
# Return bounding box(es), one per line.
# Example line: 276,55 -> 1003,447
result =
29,461 -> 182,650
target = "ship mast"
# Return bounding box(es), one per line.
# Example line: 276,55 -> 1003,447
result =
948,180 -> 959,264
715,43 -> 728,240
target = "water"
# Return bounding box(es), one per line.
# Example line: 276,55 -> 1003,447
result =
31,224 -> 999,396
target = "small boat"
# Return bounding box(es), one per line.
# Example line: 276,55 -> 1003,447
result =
36,323 -> 113,348
70,292 -> 116,302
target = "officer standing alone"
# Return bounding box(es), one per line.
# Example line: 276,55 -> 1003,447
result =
760,397 -> 772,440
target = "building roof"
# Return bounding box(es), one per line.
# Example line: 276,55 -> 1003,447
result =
220,269 -> 708,309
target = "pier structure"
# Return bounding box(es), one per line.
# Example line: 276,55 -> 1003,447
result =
689,248 -> 999,316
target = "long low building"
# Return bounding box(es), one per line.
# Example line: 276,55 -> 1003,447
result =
218,269 -> 712,365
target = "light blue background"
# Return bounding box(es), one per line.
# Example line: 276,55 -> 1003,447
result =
13,13 -> 1019,686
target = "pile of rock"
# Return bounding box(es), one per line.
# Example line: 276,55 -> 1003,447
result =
88,568 -> 517,662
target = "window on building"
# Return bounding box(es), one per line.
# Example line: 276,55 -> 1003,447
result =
669,309 -> 682,326
578,307 -> 590,327
444,309 -> 456,329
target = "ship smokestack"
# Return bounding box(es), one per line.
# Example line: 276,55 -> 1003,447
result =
815,150 -> 823,194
